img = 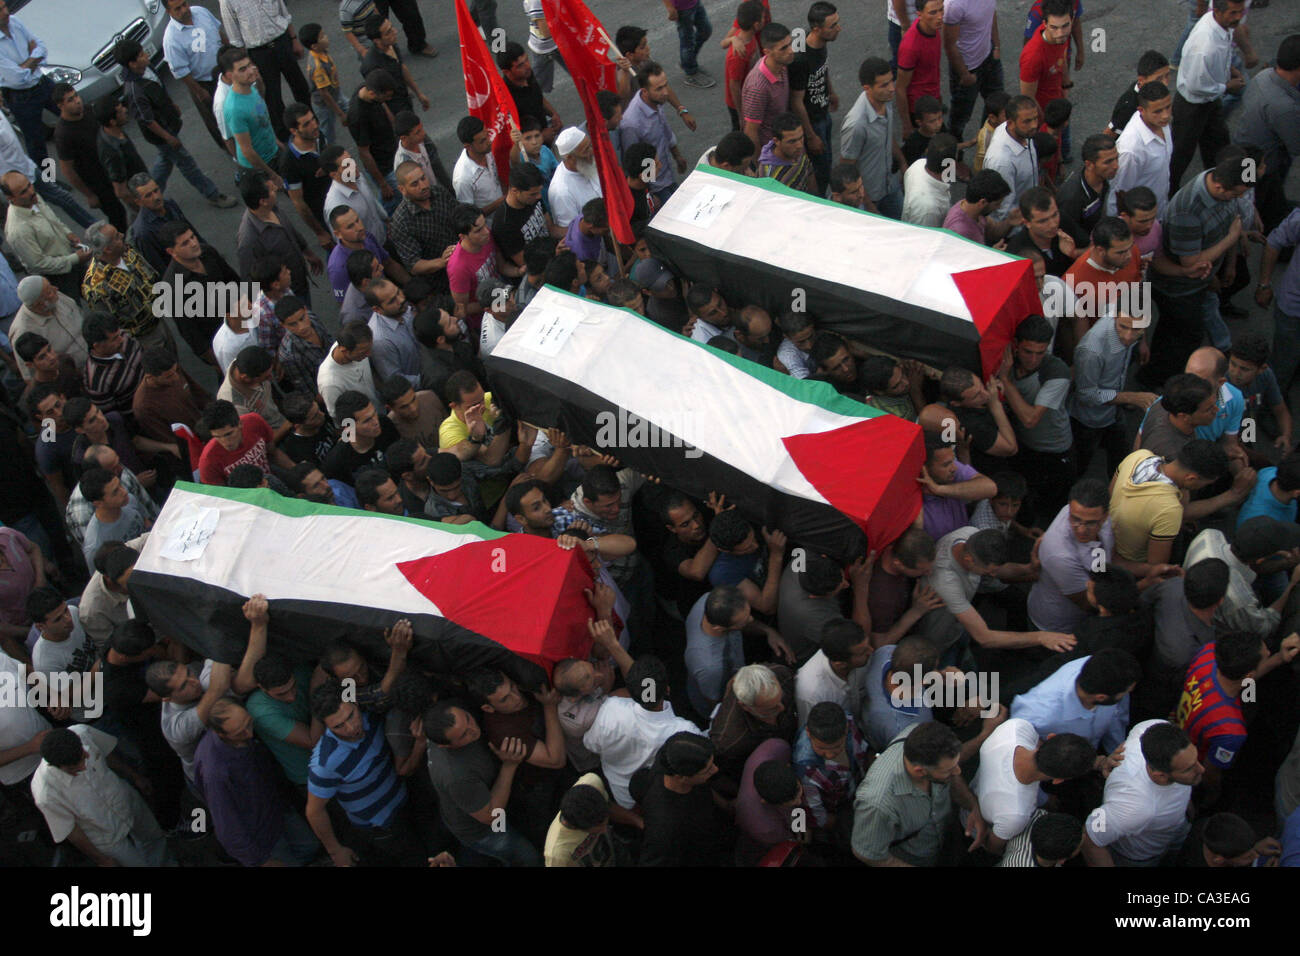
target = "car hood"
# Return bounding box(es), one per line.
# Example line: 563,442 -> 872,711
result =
13,0 -> 157,68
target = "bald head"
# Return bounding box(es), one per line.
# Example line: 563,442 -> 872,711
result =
1186,347 -> 1227,385
2,171 -> 35,207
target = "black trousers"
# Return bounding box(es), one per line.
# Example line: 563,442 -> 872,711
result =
247,31 -> 312,141
1138,287 -> 1206,390
1011,443 -> 1076,526
1071,416 -> 1130,481
378,0 -> 430,53
349,801 -> 428,866
1169,92 -> 1229,194
191,77 -> 230,154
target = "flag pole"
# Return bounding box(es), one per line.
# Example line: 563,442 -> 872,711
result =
598,26 -> 635,76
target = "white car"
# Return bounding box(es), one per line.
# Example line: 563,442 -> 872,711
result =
13,0 -> 169,107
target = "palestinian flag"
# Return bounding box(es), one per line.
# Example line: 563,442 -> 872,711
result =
485,287 -> 924,560
646,167 -> 1041,378
128,484 -> 601,685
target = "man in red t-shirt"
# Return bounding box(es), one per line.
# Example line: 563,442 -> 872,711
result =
198,401 -> 295,486
895,0 -> 944,133
724,0 -> 765,130
1019,0 -> 1073,151
1060,216 -> 1143,362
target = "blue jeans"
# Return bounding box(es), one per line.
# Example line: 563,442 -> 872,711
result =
1170,8 -> 1199,67
676,3 -> 712,76
34,179 -> 95,228
947,54 -> 1005,144
888,22 -> 903,71
151,141 -> 221,200
1274,303 -> 1300,397
1203,284 -> 1230,351
874,187 -> 904,221
268,810 -> 320,865
809,113 -> 833,197
465,827 -> 542,867
313,91 -> 349,148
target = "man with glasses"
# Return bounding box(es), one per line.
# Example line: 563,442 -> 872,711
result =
852,721 -> 988,866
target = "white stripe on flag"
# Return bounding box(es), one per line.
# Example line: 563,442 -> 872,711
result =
136,488 -> 477,616
651,168 -> 1011,322
494,288 -> 868,505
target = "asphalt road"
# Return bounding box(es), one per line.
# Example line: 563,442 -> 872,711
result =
77,0 -> 1300,393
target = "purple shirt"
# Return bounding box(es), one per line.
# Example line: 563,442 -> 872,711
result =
327,234 -> 389,301
735,738 -> 795,853
1266,208 -> 1300,316
943,0 -> 997,70
193,734 -> 288,866
1027,504 -> 1116,632
943,202 -> 986,243
564,217 -> 605,263
923,461 -> 978,541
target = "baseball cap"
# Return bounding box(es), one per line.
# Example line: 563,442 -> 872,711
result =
1233,517 -> 1300,563
630,257 -> 674,294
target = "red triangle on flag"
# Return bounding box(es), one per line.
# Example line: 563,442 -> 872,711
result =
782,417 -> 925,552
950,257 -> 1041,379
396,535 -> 595,675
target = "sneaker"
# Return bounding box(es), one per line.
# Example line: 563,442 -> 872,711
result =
682,70 -> 716,89
208,193 -> 238,208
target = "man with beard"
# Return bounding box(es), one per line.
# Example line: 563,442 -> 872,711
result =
413,298 -> 481,400
547,129 -> 603,230
810,332 -> 866,400
288,461 -> 358,508
389,161 -> 460,294
366,279 -> 420,388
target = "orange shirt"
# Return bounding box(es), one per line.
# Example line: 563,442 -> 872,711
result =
1063,246 -> 1143,328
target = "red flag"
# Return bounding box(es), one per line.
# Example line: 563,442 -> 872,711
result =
455,0 -> 519,192
541,0 -> 636,246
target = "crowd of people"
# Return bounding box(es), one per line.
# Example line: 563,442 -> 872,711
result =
0,0 -> 1299,869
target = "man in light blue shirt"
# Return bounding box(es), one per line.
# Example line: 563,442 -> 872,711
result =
619,63 -> 683,202
1010,650 -> 1138,756
162,1 -> 228,153
855,635 -> 937,752
1236,461 -> 1300,529
684,587 -> 747,719
365,280 -> 420,388
0,2 -> 52,164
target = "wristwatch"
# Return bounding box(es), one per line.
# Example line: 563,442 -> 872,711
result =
678,107 -> 690,115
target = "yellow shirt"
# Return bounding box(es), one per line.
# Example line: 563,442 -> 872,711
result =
438,391 -> 496,448
1109,450 -> 1184,562
543,774 -> 616,867
308,50 -> 339,93
974,121 -> 996,173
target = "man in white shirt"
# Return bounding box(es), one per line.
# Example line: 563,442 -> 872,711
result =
794,619 -> 873,726
317,321 -> 381,419
211,298 -> 257,373
1169,0 -> 1248,191
452,116 -> 505,215
1082,719 -> 1202,866
582,656 -> 704,808
902,133 -> 958,227
31,725 -> 171,866
982,95 -> 1041,221
323,146 -> 388,244
547,128 -> 602,229
0,650 -> 53,789
971,717 -> 1095,854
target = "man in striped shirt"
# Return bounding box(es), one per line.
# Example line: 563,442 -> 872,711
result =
305,677 -> 424,866
757,112 -> 817,194
1176,631 -> 1299,804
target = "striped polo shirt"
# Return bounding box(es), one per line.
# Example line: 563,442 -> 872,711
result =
308,711 -> 407,827
1175,642 -> 1247,770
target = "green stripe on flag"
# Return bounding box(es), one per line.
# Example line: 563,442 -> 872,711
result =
538,286 -> 893,422
686,164 -> 1022,261
172,482 -> 507,540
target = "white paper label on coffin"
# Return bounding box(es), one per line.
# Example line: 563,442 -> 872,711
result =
158,504 -> 219,562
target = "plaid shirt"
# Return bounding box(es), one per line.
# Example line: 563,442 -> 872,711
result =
389,189 -> 459,290
792,713 -> 871,829
82,249 -> 159,339
84,333 -> 143,416
253,293 -> 287,354
65,466 -> 157,547
550,507 -> 610,537
277,316 -> 334,396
